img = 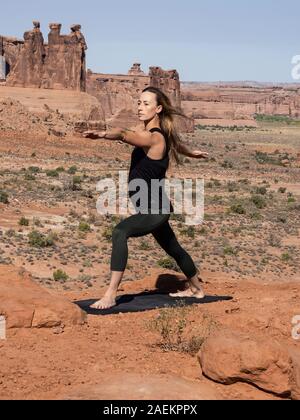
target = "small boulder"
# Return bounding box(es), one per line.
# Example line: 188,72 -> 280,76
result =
197,329 -> 292,397
0,265 -> 86,328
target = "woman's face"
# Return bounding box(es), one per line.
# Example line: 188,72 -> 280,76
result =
137,92 -> 162,122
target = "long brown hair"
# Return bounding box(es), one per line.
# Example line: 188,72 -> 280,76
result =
142,86 -> 192,168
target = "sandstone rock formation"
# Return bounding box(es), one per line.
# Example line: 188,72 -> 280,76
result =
4,21 -> 45,88
41,23 -> 87,91
0,35 -> 24,81
197,329 -> 300,400
128,63 -> 146,76
2,21 -> 87,91
0,265 -> 86,328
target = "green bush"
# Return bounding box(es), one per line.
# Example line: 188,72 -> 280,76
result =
230,202 -> 246,215
53,269 -> 69,282
102,226 -> 113,241
180,226 -> 195,239
46,169 -> 59,178
73,176 -> 82,186
19,217 -> 29,226
139,240 -> 151,250
28,166 -> 40,173
251,195 -> 267,209
278,187 -> 287,194
227,182 -> 239,192
254,186 -> 268,195
145,304 -> 218,354
254,151 -> 291,166
221,160 -> 234,169
78,221 -> 91,232
28,230 -> 56,247
68,166 -> 78,174
223,246 -> 238,256
0,191 -> 9,204
281,253 -> 292,262
157,257 -> 180,272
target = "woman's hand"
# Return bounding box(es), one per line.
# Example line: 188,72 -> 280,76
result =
83,130 -> 106,139
191,150 -> 209,159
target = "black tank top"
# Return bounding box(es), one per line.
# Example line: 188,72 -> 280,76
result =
128,127 -> 174,213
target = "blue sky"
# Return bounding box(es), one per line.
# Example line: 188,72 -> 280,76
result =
1,0 -> 299,82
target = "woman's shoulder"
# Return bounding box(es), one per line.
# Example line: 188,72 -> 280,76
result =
149,127 -> 163,132
149,127 -> 164,136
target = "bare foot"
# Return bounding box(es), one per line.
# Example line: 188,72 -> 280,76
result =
169,272 -> 205,299
169,286 -> 205,299
90,295 -> 117,310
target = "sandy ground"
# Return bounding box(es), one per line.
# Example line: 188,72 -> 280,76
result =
0,121 -> 300,400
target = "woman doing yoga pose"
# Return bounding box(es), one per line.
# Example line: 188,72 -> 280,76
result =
83,86 -> 209,309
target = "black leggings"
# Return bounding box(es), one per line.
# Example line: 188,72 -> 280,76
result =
110,212 -> 198,278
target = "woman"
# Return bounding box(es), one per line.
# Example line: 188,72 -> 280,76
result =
83,86 -> 209,310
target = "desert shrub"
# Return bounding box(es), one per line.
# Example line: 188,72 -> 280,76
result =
28,230 -> 56,247
254,186 -> 268,195
46,169 -> 59,178
180,226 -> 195,239
19,217 -> 29,226
229,201 -> 246,215
53,269 -> 69,282
28,166 -> 40,173
250,194 -> 267,209
78,221 -> 91,232
0,191 -> 9,204
68,166 -> 78,174
157,257 -> 180,272
146,303 -> 218,355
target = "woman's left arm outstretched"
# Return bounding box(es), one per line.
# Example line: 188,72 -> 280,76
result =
177,142 -> 209,159
83,127 -> 161,147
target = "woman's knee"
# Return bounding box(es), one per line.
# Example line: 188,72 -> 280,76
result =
112,226 -> 127,243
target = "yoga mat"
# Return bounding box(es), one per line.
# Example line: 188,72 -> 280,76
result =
74,291 -> 233,316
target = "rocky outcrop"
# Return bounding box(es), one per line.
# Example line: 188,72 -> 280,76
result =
0,265 -> 86,328
5,21 -> 45,88
128,63 -> 146,76
149,67 -> 181,109
41,23 -> 87,91
0,35 -> 24,81
3,21 -> 87,91
197,329 -> 300,400
149,66 -> 194,132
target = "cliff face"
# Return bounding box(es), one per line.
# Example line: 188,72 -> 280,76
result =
181,82 -> 300,121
